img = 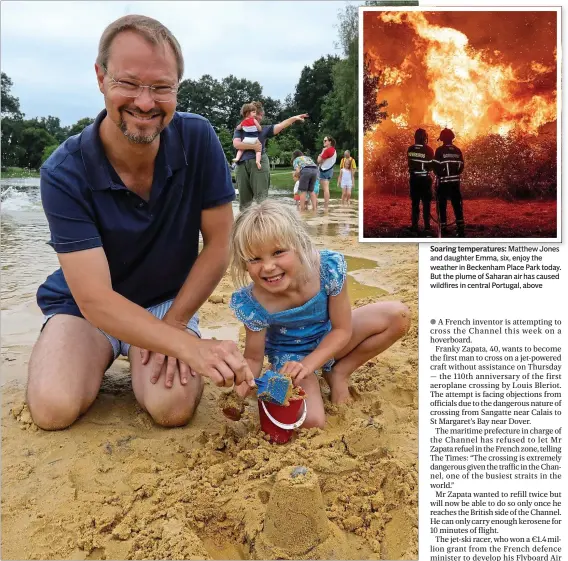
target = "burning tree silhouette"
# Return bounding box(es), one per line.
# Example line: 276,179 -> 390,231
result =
364,127 -> 556,201
363,53 -> 388,133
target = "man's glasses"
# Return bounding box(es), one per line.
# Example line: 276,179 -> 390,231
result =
102,65 -> 178,102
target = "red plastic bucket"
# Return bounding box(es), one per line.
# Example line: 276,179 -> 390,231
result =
258,390 -> 307,444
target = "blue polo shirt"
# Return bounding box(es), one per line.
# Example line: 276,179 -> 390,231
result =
37,110 -> 235,318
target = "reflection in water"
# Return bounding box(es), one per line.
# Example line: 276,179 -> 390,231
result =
305,204 -> 358,239
344,255 -> 387,302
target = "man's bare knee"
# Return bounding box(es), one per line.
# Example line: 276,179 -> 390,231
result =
26,314 -> 111,430
144,378 -> 204,428
145,396 -> 199,427
148,403 -> 197,428
26,388 -> 81,431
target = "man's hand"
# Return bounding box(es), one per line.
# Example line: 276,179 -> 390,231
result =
293,114 -> 309,123
141,348 -> 196,388
141,316 -> 197,388
188,339 -> 256,388
280,361 -> 310,385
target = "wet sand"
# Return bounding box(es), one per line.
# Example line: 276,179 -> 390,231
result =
1,206 -> 418,560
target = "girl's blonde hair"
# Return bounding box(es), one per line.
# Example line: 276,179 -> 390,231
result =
230,200 -> 319,288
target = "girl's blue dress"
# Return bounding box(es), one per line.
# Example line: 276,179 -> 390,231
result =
229,250 -> 347,373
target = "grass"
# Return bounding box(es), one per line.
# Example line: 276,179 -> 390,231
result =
267,165 -> 359,199
1,167 -> 40,179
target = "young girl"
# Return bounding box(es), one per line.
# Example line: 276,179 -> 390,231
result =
228,200 -> 410,429
338,157 -> 354,205
293,170 -> 301,207
233,103 -> 262,169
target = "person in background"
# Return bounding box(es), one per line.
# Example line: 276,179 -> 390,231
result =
292,169 -> 301,208
28,14 -> 255,431
433,128 -> 465,237
317,136 -> 337,211
312,176 -> 320,212
339,150 -> 357,175
232,102 -> 308,210
233,103 -> 262,169
407,128 -> 434,233
292,149 -> 318,212
338,156 -> 355,205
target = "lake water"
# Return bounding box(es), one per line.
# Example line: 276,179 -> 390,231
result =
1,178 -> 360,357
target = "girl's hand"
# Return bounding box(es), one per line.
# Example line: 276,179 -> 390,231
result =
280,361 -> 310,385
235,380 -> 253,399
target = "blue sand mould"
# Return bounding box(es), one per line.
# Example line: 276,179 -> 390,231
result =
255,370 -> 291,405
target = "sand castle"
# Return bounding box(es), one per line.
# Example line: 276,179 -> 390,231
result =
254,465 -> 348,560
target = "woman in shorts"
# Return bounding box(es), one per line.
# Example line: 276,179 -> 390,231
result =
317,136 -> 337,210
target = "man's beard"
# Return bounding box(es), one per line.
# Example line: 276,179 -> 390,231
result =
118,109 -> 165,144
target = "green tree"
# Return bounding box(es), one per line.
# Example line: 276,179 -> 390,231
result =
176,74 -> 265,132
39,115 -> 67,144
280,94 -> 297,119
320,88 -> 351,153
19,126 -> 57,169
266,129 -> 303,165
1,73 -> 25,169
217,127 -> 236,162
42,144 -> 59,164
67,117 -> 95,137
1,72 -> 23,118
318,4 -> 360,153
320,1 -> 417,147
292,55 -> 339,152
220,75 -> 263,131
260,96 -> 284,123
176,74 -> 225,129
1,118 -> 26,168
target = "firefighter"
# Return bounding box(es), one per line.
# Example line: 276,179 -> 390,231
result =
434,128 -> 465,237
407,128 -> 434,233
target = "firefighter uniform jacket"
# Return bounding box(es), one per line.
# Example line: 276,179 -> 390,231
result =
407,144 -> 435,177
434,144 -> 464,184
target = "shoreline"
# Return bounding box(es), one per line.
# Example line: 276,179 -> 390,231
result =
1,230 -> 418,560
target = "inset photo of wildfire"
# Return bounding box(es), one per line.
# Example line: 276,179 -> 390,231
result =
360,8 -> 559,241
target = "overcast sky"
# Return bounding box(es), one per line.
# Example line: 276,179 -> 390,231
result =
1,1 -> 353,126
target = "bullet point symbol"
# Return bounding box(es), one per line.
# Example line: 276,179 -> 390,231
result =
430,319 -> 436,324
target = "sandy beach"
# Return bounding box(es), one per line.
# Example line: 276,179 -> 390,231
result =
1,198 -> 418,560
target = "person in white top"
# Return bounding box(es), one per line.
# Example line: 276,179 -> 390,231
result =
338,156 -> 355,205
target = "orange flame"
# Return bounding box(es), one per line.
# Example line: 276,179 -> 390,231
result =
372,11 -> 557,139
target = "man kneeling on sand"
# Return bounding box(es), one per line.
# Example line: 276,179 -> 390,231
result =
27,14 -> 254,431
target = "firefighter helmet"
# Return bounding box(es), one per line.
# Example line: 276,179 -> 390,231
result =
438,128 -> 455,143
414,128 -> 428,144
